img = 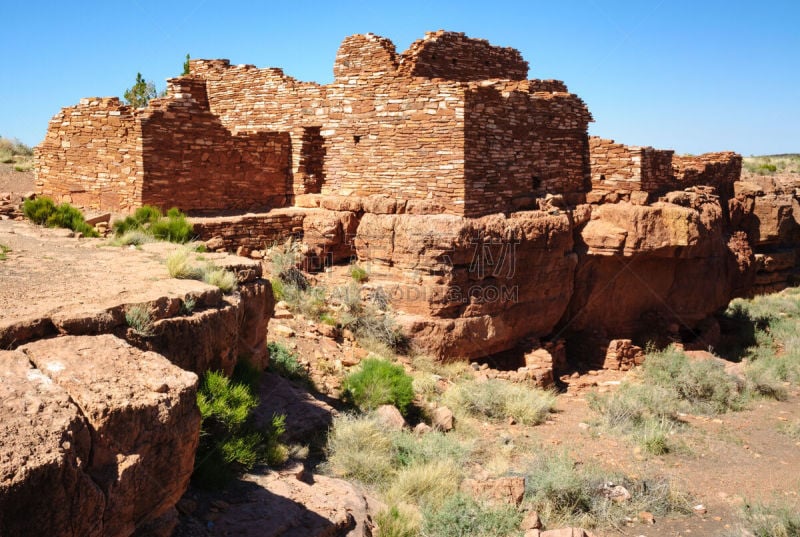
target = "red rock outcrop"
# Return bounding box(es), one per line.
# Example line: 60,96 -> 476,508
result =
1,336 -> 199,537
354,210 -> 576,359
567,192 -> 755,349
0,223 -> 275,536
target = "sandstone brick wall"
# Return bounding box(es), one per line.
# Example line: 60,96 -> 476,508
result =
397,30 -> 528,81
190,32 -> 591,218
464,82 -> 592,215
191,57 -> 468,213
674,152 -> 742,198
590,137 -> 742,201
35,97 -> 143,212
191,209 -> 308,252
36,78 -> 291,215
139,77 -> 291,213
589,137 -> 675,194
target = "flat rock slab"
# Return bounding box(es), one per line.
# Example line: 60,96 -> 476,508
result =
0,349 -> 104,537
208,467 -> 374,537
1,335 -> 200,537
0,220 -> 261,348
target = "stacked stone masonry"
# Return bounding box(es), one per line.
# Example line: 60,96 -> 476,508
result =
38,31 -> 599,217
36,80 -> 291,214
588,136 -> 742,203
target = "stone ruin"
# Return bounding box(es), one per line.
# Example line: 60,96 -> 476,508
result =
6,28 -> 800,537
35,30 -> 800,364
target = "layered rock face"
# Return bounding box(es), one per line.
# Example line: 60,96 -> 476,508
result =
0,336 -> 199,537
354,210 -> 576,359
568,191 -> 755,344
0,224 -> 274,536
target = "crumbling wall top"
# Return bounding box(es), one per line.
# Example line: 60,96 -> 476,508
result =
397,30 -> 529,81
333,33 -> 399,81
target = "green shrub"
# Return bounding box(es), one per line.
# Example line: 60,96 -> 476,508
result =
350,264 -> 369,282
125,304 -> 154,336
23,197 -> 98,236
271,278 -> 285,301
23,197 -> 56,225
194,369 -> 287,488
0,244 -> 9,261
443,379 -> 556,426
757,163 -> 778,173
112,205 -> 193,244
422,494 -> 522,537
150,207 -> 194,243
47,203 -> 98,237
267,342 -> 314,389
341,358 -> 415,415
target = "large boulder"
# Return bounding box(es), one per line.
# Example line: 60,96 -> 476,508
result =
1,335 -> 200,537
356,210 -> 576,359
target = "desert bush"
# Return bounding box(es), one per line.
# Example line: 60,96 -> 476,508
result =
282,283 -> 326,319
194,368 -> 287,488
733,500 -> 800,537
0,136 -> 32,156
22,197 -> 54,225
150,207 -> 194,243
166,249 -> 203,279
779,419 -> 800,440
374,504 -> 421,537
125,304 -> 154,336
524,451 -> 691,529
587,382 -> 681,454
334,283 -> 407,353
350,264 -> 369,282
422,494 -> 522,537
14,162 -> 33,173
44,203 -> 98,237
385,460 -> 460,510
267,342 -> 314,389
641,346 -> 744,414
443,379 -> 556,426
745,358 -> 789,401
113,230 -> 153,246
391,429 -> 472,469
325,413 -> 395,484
341,358 -> 415,415
0,244 -> 9,261
411,354 -> 474,383
112,205 -> 193,243
202,266 -> 237,293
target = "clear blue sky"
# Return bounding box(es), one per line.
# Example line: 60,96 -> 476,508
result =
1,0 -> 798,155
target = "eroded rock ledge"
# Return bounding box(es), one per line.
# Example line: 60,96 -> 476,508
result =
0,222 -> 274,536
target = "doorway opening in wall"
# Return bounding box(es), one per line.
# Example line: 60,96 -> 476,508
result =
299,126 -> 325,194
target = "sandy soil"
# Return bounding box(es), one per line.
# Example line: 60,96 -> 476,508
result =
0,162 -> 34,195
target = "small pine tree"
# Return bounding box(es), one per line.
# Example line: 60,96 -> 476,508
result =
182,53 -> 191,76
123,72 -> 157,108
